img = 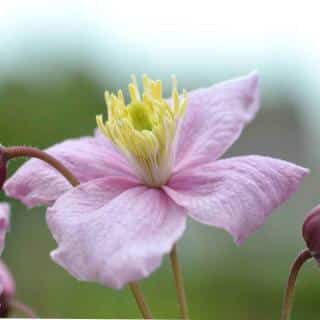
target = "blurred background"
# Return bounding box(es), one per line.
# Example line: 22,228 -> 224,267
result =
0,1 -> 320,319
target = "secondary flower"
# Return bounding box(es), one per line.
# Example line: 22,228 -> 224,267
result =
0,147 -> 7,189
0,203 -> 10,255
0,260 -> 15,317
302,205 -> 320,262
0,204 -> 13,316
4,73 -> 308,289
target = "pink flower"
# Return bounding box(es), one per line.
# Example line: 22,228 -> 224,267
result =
4,73 -> 308,289
0,260 -> 15,303
302,205 -> 320,262
0,203 -> 10,255
0,204 -> 14,315
0,260 -> 15,317
0,147 -> 7,189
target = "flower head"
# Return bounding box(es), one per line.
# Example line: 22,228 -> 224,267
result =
0,260 -> 15,317
0,147 -> 7,190
97,75 -> 187,187
0,204 -> 13,317
0,203 -> 10,255
4,73 -> 308,289
302,205 -> 320,262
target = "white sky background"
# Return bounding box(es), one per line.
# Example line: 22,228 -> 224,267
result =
0,1 -> 317,74
0,0 -> 320,117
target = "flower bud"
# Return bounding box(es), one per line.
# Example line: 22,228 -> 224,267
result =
0,147 -> 7,190
0,260 -> 15,317
302,205 -> 320,262
0,203 -> 10,255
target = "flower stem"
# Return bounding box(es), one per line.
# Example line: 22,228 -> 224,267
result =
281,248 -> 312,320
4,146 -> 79,187
4,145 -> 153,319
170,244 -> 189,319
129,282 -> 152,319
10,299 -> 37,318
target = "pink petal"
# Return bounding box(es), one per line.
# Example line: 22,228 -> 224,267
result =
174,72 -> 259,172
4,133 -> 136,208
47,177 -> 186,289
164,156 -> 308,244
0,203 -> 10,255
0,260 -> 15,298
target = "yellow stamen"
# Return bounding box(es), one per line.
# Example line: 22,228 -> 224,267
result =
97,75 -> 187,187
128,103 -> 153,131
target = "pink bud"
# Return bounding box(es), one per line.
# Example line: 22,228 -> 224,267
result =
0,260 -> 15,317
302,205 -> 320,261
0,147 -> 7,190
0,203 -> 10,256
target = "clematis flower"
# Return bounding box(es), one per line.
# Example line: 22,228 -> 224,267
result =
0,260 -> 15,317
302,205 -> 320,262
0,204 -> 13,316
4,73 -> 308,289
0,203 -> 10,255
0,147 -> 7,189
0,203 -> 11,296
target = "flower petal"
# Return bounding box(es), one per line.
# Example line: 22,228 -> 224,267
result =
4,133 -> 136,208
0,204 -> 10,255
47,177 -> 186,289
174,72 -> 259,172
164,156 -> 308,244
0,260 -> 15,298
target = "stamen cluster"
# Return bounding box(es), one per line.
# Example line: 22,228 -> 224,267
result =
97,75 -> 187,187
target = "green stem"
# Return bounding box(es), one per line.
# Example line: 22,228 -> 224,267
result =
129,282 -> 153,319
170,244 -> 189,319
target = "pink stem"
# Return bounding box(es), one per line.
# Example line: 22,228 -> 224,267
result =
10,299 -> 37,318
4,146 -> 79,187
281,249 -> 312,320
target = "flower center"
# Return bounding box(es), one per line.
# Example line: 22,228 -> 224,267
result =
96,75 -> 187,187
127,103 -> 153,131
